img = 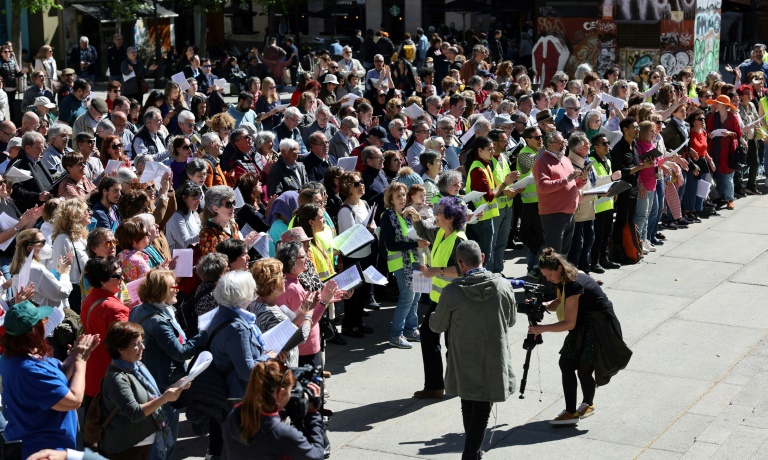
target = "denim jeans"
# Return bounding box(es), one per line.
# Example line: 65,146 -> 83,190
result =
647,182 -> 664,241
491,206 -> 513,273
467,218 -> 494,270
567,220 -> 594,271
682,169 -> 699,212
150,403 -> 179,460
634,191 -> 654,241
715,171 -> 735,201
391,269 -> 420,341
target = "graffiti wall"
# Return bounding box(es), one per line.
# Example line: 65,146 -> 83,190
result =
660,18 -> 695,76
615,0 -> 697,21
693,0 -> 721,82
536,17 -> 617,77
619,48 -> 660,78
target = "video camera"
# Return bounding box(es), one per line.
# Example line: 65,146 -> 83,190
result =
284,364 -> 323,431
510,279 -> 549,398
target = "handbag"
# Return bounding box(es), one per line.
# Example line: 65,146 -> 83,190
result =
728,144 -> 747,171
319,314 -> 336,340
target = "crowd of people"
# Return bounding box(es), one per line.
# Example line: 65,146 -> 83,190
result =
0,25 -> 763,460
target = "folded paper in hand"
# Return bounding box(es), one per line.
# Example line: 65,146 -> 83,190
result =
5,167 -> 33,183
509,175 -> 534,191
338,157 -> 358,172
0,213 -> 19,251
462,190 -> 485,203
581,180 -> 631,197
171,72 -> 191,91
172,249 -> 194,278
140,161 -> 171,184
402,104 -> 425,119
324,263 -> 364,292
341,94 -> 360,108
412,271 -> 433,294
175,351 -> 213,387
363,265 -> 388,285
467,203 -> 487,225
261,320 -> 298,353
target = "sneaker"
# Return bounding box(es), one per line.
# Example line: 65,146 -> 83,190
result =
405,330 -> 421,342
577,403 -> 595,418
727,201 -> 735,210
389,336 -> 413,349
550,410 -> 580,425
645,240 -> 657,252
641,241 -> 649,255
526,267 -> 541,279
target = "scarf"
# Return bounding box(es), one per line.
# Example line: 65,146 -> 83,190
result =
111,358 -> 169,438
142,245 -> 165,268
388,209 -> 418,289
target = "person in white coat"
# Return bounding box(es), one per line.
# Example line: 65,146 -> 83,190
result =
48,198 -> 90,313
11,228 -> 73,310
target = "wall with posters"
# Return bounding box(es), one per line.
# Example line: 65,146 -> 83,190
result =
619,48 -> 660,78
693,0 -> 722,82
536,17 -> 617,77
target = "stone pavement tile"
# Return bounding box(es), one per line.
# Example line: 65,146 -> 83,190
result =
750,438 -> 768,460
722,352 -> 768,385
627,319 -> 766,381
675,281 -> 768,330
663,230 -> 768,265
601,288 -> 692,346
712,206 -> 768,235
638,448 -> 686,459
688,382 -> 744,417
328,400 -> 401,449
731,371 -> 768,408
611,257 -> 741,299
656,216 -> 723,242
710,425 -> 768,459
331,447 -> 425,460
680,441 -> 720,459
729,251 -> 768,287
694,403 -> 754,445
649,413 -> 716,454
484,427 -> 639,459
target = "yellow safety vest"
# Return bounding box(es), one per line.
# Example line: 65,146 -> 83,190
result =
491,154 -> 512,209
310,241 -> 334,280
386,213 -> 417,272
517,146 -> 538,204
429,229 -> 467,303
590,154 -> 614,213
465,160 -> 500,220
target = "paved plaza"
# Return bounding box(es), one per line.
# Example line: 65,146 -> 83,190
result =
170,186 -> 768,459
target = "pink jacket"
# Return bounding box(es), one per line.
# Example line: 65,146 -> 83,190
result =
275,274 -> 327,356
532,151 -> 579,215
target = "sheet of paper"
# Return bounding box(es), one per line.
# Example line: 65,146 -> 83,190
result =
744,114 -> 768,130
126,278 -> 144,304
171,72 -> 191,91
172,249 -> 194,277
669,139 -> 690,156
582,182 -> 613,195
332,223 -> 374,255
326,263 -> 364,292
402,104 -> 425,119
341,93 -> 360,108
240,223 -> 255,239
253,233 -> 270,259
363,265 -> 388,285
600,92 -> 627,110
233,188 -> 245,208
599,126 -> 624,149
460,123 -> 477,145
275,103 -> 290,111
103,159 -> 122,176
0,213 -> 19,251
509,174 -> 534,191
337,156 -> 358,172
17,251 -> 34,289
44,306 -> 65,338
363,203 -> 376,227
462,190 -> 485,203
710,129 -> 728,137
412,270 -> 433,294
198,307 -> 219,332
175,351 -> 213,388
696,179 -> 712,198
213,78 -> 228,89
407,227 -> 425,241
261,319 -> 298,353
122,70 -> 136,81
467,203 -> 488,225
139,161 -> 171,184
579,96 -> 590,113
4,166 -> 33,183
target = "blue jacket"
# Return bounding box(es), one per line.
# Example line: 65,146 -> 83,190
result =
207,306 -> 268,399
129,302 -> 206,391
92,201 -> 120,231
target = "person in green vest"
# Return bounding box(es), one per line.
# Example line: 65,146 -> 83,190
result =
380,182 -> 429,349
488,129 -> 520,274
517,126 -> 545,278
464,136 -> 516,270
406,195 -> 468,399
589,133 -> 623,271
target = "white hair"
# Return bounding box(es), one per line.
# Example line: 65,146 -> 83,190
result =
284,106 -> 301,120
201,132 -> 220,148
214,271 -> 256,307
80,36 -> 89,44
177,110 -> 195,124
279,138 -> 298,152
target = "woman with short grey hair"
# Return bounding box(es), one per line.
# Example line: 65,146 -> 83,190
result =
180,252 -> 229,335
437,170 -> 462,199
133,154 -> 151,176
166,181 -> 203,251
199,185 -> 257,256
185,158 -> 209,188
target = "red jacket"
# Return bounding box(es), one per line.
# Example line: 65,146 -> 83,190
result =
706,111 -> 742,174
80,288 -> 130,397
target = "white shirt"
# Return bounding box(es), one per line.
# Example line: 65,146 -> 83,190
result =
337,201 -> 371,258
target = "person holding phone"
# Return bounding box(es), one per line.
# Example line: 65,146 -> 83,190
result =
565,131 -> 599,273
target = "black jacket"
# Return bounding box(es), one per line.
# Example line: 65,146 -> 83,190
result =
10,155 -> 53,212
266,156 -> 308,197
106,45 -> 127,76
611,138 -> 640,195
579,311 -> 632,387
69,45 -> 99,76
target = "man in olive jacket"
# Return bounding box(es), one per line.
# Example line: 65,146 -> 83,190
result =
430,240 -> 517,460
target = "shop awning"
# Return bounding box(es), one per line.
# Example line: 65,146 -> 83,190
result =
71,2 -> 179,23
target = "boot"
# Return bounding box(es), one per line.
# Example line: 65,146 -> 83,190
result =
590,261 -> 606,274
600,256 -> 621,269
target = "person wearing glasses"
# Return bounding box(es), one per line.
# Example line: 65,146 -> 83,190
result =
0,45 -> 28,115
199,185 -> 259,257
100,134 -> 131,171
21,70 -> 55,111
406,120 -> 431,171
556,95 -> 583,139
49,198 -> 91,309
589,133 -> 622,272
42,123 -> 73,175
10,227 -> 71,309
132,108 -> 169,162
384,118 -> 408,151
58,152 -> 96,199
72,97 -> 108,139
10,132 -> 54,212
129,268 -> 205,460
274,106 -> 309,157
168,135 -> 195,188
339,45 -> 365,79
266,139 -> 309,196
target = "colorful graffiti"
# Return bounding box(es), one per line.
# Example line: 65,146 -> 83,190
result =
537,18 -> 617,77
660,50 -> 694,76
615,0 -> 697,21
620,48 -> 660,77
693,0 -> 721,82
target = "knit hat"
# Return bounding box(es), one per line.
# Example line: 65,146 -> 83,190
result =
397,167 -> 424,190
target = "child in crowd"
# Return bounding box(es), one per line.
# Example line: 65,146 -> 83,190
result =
408,183 -> 433,266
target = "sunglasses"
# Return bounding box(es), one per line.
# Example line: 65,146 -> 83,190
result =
110,89 -> 120,93
85,139 -> 96,144
203,65 -> 211,68
110,272 -> 124,280
353,181 -> 362,187
111,143 -> 122,149
223,201 -> 235,209
180,144 -> 192,150
528,135 -> 543,140
220,127 -> 231,131
619,85 -> 627,89
102,240 -> 116,248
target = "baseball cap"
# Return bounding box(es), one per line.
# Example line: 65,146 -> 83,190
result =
494,115 -> 514,127
3,301 -> 54,336
90,98 -> 108,114
61,68 -> 76,76
368,126 -> 388,140
536,111 -> 554,124
478,69 -> 492,78
7,137 -> 22,150
281,227 -> 311,244
341,116 -> 361,135
34,96 -> 56,109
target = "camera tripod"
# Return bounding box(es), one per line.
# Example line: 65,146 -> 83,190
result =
519,321 -> 543,399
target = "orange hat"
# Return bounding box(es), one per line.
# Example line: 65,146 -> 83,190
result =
705,94 -> 737,112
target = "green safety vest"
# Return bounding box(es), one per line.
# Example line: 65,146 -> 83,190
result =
491,154 -> 512,209
590,154 -> 614,213
516,146 -> 539,204
429,229 -> 467,303
310,242 -> 334,280
465,160 -> 500,220
386,213 -> 417,272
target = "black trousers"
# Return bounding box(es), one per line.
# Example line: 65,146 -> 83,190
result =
559,355 -> 596,413
68,287 -> 82,315
420,301 -> 444,391
747,139 -> 759,190
341,252 -> 375,329
591,209 -> 614,262
461,399 -> 492,460
610,193 -> 637,260
508,195 -> 523,247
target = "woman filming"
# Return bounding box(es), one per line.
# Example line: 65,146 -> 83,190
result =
529,248 -> 630,425
222,360 -> 324,459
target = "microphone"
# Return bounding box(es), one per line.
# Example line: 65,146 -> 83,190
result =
507,278 -> 527,289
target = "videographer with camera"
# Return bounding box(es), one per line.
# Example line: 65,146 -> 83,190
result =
429,240 -> 517,460
529,248 -> 631,426
222,360 -> 325,459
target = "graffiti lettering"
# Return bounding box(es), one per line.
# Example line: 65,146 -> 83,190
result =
660,51 -> 693,75
660,32 -> 693,50
617,0 -> 697,21
693,0 -> 721,82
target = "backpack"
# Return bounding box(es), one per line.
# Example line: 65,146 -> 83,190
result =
622,221 -> 643,264
83,372 -> 123,445
52,307 -> 82,361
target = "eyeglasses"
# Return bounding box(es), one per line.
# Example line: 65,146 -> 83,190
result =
101,240 -> 116,248
30,240 -> 47,246
223,201 -> 235,209
203,65 -> 211,69
619,85 -> 627,89
353,181 -> 362,187
85,139 -> 96,144
180,144 -> 192,151
75,161 -> 87,166
110,89 -> 120,93
651,75 -> 660,79
696,117 -> 705,121
111,143 -> 122,149
567,106 -> 581,111
110,272 -> 124,280
183,122 -> 195,127
397,127 -> 406,132
314,140 -> 330,146
374,60 -> 384,63
330,66 -> 338,70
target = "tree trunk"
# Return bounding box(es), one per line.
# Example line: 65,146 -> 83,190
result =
11,11 -> 22,68
751,0 -> 760,43
198,7 -> 208,58
266,4 -> 276,48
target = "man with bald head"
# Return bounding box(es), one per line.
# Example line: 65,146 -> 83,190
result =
0,121 -> 17,152
111,111 -> 134,159
17,112 -> 40,137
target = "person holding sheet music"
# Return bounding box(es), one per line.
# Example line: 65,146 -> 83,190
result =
0,179 -> 41,283
337,171 -> 378,338
737,84 -> 761,195
405,195 -> 467,397
11,228 -> 73,314
381,182 -> 429,349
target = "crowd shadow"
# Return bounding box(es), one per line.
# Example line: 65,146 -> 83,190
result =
330,396 -> 447,433
486,420 -> 589,450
